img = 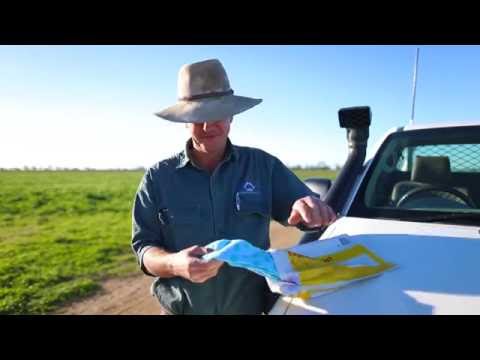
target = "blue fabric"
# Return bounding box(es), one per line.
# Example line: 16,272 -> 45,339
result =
203,239 -> 281,281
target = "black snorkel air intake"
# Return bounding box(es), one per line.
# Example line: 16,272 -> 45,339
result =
299,106 -> 372,244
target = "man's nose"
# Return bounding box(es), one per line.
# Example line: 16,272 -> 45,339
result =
202,122 -> 210,132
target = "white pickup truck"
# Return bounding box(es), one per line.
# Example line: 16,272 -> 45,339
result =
269,107 -> 480,315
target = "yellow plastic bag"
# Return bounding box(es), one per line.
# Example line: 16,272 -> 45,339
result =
267,236 -> 396,300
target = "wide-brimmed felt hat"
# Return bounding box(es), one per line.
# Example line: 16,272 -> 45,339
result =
155,59 -> 262,123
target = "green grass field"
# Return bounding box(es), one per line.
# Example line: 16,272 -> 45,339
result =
0,169 -> 337,314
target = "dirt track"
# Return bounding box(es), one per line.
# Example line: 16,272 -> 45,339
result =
54,222 -> 302,315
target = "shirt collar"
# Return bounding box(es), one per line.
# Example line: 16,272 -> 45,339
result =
175,137 -> 238,170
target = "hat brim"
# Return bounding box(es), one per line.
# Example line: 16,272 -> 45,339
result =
155,94 -> 262,123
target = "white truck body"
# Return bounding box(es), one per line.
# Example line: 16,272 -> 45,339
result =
270,122 -> 480,315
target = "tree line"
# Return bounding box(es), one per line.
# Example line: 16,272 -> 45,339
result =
0,166 -> 148,172
1,162 -> 341,172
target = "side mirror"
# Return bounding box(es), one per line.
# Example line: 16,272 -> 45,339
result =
304,178 -> 332,200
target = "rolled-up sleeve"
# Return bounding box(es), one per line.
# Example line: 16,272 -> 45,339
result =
131,169 -> 164,276
271,158 -> 315,226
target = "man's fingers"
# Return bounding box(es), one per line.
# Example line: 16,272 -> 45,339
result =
191,258 -> 223,273
190,266 -> 220,283
316,204 -> 329,224
294,201 -> 313,223
202,259 -> 223,272
299,197 -> 324,225
204,266 -> 221,278
288,201 -> 317,225
320,203 -> 336,224
316,204 -> 337,226
287,210 -> 302,225
326,206 -> 337,224
186,245 -> 208,257
290,196 -> 338,227
302,196 -> 317,209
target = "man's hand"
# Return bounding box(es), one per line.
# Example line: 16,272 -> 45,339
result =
169,245 -> 223,283
287,195 -> 337,228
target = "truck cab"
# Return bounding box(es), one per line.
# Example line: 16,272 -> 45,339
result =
270,108 -> 480,315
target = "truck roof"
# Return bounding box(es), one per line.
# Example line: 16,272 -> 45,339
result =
365,120 -> 480,165
401,120 -> 480,131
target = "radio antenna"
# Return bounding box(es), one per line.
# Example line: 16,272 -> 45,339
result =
410,47 -> 420,125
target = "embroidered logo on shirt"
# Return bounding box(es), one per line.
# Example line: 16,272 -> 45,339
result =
243,181 -> 255,192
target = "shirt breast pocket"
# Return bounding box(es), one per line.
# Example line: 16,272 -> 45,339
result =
159,205 -> 210,251
235,191 -> 269,217
234,191 -> 270,249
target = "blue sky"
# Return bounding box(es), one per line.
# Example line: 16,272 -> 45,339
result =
1,45 -> 479,169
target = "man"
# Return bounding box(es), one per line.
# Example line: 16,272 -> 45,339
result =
132,59 -> 336,315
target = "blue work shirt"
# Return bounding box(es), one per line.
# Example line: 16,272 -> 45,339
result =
131,138 -> 314,314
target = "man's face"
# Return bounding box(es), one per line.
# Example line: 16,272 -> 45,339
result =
187,118 -> 232,153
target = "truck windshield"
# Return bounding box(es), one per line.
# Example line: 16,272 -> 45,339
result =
348,126 -> 480,225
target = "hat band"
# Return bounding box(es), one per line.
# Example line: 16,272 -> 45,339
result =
179,89 -> 234,101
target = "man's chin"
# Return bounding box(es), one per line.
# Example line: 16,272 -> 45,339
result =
201,135 -> 219,141
200,137 -> 222,146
